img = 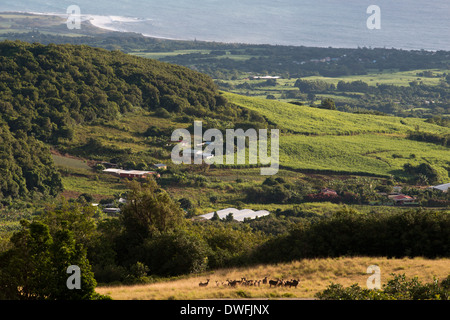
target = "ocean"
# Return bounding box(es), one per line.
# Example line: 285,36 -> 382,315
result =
1,0 -> 449,51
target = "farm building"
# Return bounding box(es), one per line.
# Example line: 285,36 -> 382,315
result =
102,168 -> 122,174
103,207 -> 121,214
320,188 -> 338,196
184,149 -> 214,160
199,208 -> 270,222
249,76 -> 280,80
431,183 -> 450,192
102,168 -> 160,179
389,194 -> 416,205
153,163 -> 168,170
118,170 -> 159,179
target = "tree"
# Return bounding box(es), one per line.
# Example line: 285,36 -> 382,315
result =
0,220 -> 99,300
225,213 -> 234,222
319,98 -> 336,110
403,162 -> 440,185
120,180 -> 186,240
141,230 -> 209,276
211,212 -> 220,221
0,221 -> 53,299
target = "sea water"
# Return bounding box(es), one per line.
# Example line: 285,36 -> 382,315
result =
1,0 -> 449,51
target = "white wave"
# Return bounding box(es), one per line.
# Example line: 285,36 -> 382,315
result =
2,10 -> 150,34
85,14 -> 150,32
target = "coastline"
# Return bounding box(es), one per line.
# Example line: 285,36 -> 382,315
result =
0,10 -> 190,42
0,10 -> 447,51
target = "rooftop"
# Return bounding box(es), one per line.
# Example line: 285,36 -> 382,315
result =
432,183 -> 450,192
199,208 -> 270,222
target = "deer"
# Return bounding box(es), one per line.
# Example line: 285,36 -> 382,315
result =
227,279 -> 238,287
199,279 -> 210,287
283,279 -> 300,288
288,279 -> 300,288
269,279 -> 279,287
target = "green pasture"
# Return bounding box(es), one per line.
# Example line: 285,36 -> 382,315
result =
52,154 -> 91,171
132,49 -> 256,62
224,92 -> 449,135
60,175 -> 127,197
280,133 -> 449,180
221,93 -> 449,181
131,49 -> 211,60
301,69 -> 449,87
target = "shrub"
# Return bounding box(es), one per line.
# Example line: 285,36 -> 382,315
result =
316,274 -> 450,300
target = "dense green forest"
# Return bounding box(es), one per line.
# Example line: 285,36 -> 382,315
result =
0,120 -> 62,202
0,39 -> 231,134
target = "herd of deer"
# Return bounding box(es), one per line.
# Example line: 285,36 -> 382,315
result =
198,277 -> 300,288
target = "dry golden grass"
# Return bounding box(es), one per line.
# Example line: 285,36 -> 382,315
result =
95,257 -> 450,300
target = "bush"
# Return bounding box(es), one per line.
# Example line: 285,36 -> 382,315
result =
154,107 -> 172,118
316,274 -> 450,300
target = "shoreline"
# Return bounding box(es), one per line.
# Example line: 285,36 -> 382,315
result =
0,10 -> 189,42
0,11 -> 444,52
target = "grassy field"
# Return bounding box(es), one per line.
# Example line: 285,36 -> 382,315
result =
131,49 -> 211,60
222,93 -> 449,180
302,69 -> 450,87
51,153 -> 127,201
60,175 -> 127,199
52,154 -> 91,171
217,69 -> 450,113
95,256 -> 450,300
280,133 -> 449,178
224,92 -> 448,135
131,49 -> 255,62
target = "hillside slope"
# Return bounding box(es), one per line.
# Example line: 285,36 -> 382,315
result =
224,92 -> 449,136
95,256 -> 450,300
0,120 -> 62,200
1,40 -> 448,204
224,93 -> 450,180
0,41 -> 266,202
0,40 -> 223,142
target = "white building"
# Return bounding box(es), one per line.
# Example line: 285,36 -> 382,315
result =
431,183 -> 450,192
199,208 -> 270,222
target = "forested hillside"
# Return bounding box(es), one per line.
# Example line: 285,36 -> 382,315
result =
0,40 -> 266,202
0,40 -> 226,142
0,120 -> 62,201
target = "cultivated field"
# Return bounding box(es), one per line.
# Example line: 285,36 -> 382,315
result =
224,92 -> 449,135
217,69 -> 450,104
280,133 -> 449,178
224,93 -> 450,180
301,69 -> 450,88
95,257 -> 450,300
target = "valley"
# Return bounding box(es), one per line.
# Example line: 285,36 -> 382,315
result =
0,12 -> 448,301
